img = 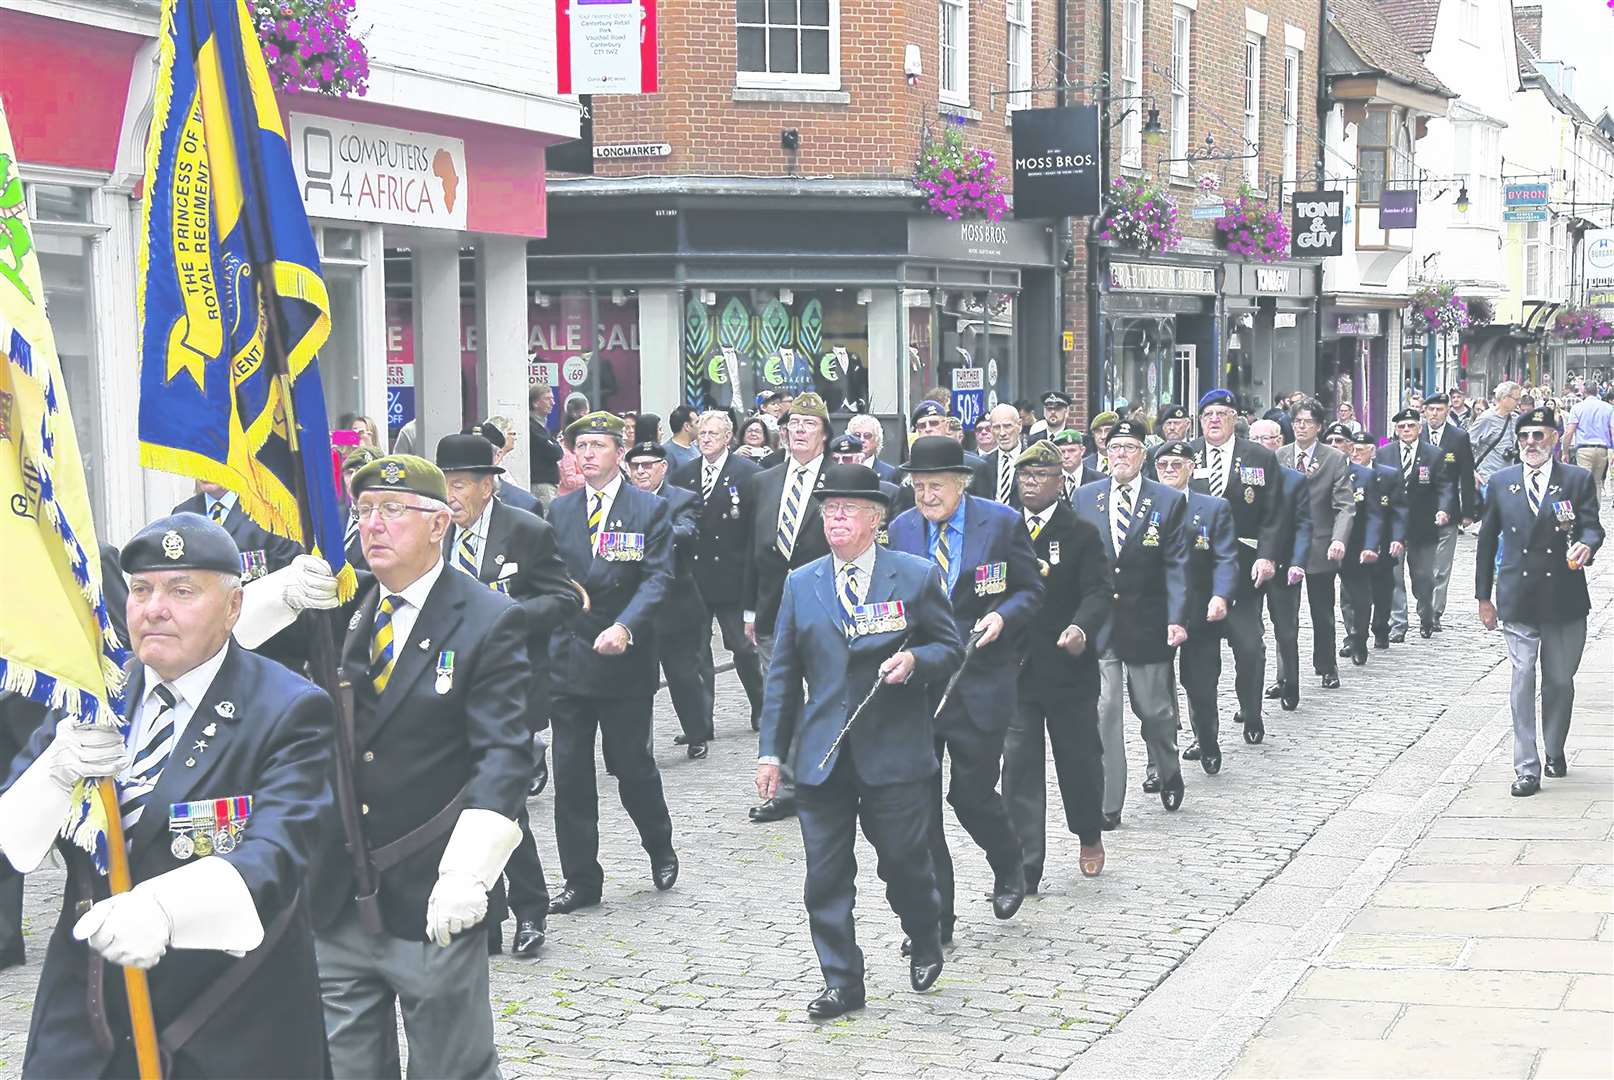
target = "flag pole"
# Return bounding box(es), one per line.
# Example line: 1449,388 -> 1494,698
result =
98,777 -> 164,1078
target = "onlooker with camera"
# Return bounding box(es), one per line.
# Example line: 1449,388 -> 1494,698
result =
1468,382 -> 1522,502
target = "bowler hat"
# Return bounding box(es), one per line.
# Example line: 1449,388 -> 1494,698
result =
811,463 -> 891,505
435,433 -> 504,475
121,512 -> 242,576
900,436 -> 976,474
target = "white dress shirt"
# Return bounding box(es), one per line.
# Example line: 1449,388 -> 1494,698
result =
700,450 -> 730,496
584,473 -> 625,553
832,542 -> 879,605
451,498 -> 496,577
379,555 -> 447,651
776,454 -> 823,553
1023,505 -> 1054,537
119,642 -> 233,787
1524,459 -> 1554,506
1204,438 -> 1237,490
1108,475 -> 1143,547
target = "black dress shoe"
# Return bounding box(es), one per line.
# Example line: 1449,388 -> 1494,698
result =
1545,756 -> 1568,778
688,742 -> 709,760
1321,672 -> 1341,689
1338,642 -> 1354,658
1101,811 -> 1122,831
901,923 -> 954,956
992,871 -> 1027,920
749,796 -> 797,822
487,922 -> 503,955
651,852 -> 680,891
1431,619 -> 1444,633
1374,634 -> 1390,650
547,888 -> 601,915
1243,716 -> 1265,744
528,752 -> 549,797
1351,641 -> 1369,666
807,986 -> 865,1019
1281,684 -> 1299,711
1200,746 -> 1222,775
1024,875 -> 1040,897
1265,682 -> 1284,699
511,916 -> 547,958
673,733 -> 690,745
1511,774 -> 1540,797
1160,772 -> 1184,811
1234,711 -> 1246,725
1141,773 -> 1162,794
1419,624 -> 1434,639
910,952 -> 944,992
1388,629 -> 1407,644
1182,741 -> 1202,761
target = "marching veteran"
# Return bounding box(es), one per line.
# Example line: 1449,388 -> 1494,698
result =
755,463 -> 964,1019
310,455 -> 532,1079
0,513 -> 336,1079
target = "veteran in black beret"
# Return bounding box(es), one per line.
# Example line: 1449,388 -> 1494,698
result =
1475,407 -> 1604,797
1378,406 -> 1457,640
0,512 -> 338,1078
1145,404 -> 1193,479
546,413 -> 680,913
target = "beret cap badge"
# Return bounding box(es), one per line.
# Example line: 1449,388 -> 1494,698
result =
162,531 -> 185,560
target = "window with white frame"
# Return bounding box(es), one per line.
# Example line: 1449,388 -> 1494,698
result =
1282,47 -> 1299,187
1121,0 -> 1144,167
1244,33 -> 1262,184
1460,0 -> 1480,42
940,0 -> 969,104
1524,220 -> 1542,296
737,0 -> 840,89
1170,5 -> 1191,176
1006,0 -> 1032,113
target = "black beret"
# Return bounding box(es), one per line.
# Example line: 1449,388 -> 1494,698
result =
1515,407 -> 1557,434
1107,419 -> 1148,444
121,512 -> 242,576
1352,430 -> 1377,445
911,400 -> 948,425
1322,422 -> 1354,441
1391,408 -> 1421,424
1423,392 -> 1449,406
1157,404 -> 1189,425
624,440 -> 667,463
1155,439 -> 1195,461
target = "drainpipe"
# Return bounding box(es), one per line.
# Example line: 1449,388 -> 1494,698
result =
1087,0 -> 1113,416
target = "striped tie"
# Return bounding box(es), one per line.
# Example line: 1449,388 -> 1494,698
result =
1113,484 -> 1134,553
1402,442 -> 1414,480
1028,513 -> 1045,542
455,530 -> 479,576
934,526 -> 952,582
588,492 -> 605,554
839,564 -> 861,636
369,595 -> 403,695
208,500 -> 228,524
1527,468 -> 1544,515
1064,475 -> 1076,502
343,512 -> 360,553
777,465 -> 808,558
997,458 -> 1014,503
118,684 -> 178,832
1208,446 -> 1226,498
702,462 -> 719,501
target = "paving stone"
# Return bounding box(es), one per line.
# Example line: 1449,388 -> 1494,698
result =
1324,933 -> 1466,966
1260,997 -> 1402,1041
1464,937 -> 1614,975
1370,882 -> 1535,909
1388,1004 -> 1614,1048
1294,968 -> 1573,1009
1345,907 -> 1605,940
1562,974 -> 1613,1012
1534,1048 -> 1614,1079
1227,1036 -> 1537,1079
1521,885 -> 1614,913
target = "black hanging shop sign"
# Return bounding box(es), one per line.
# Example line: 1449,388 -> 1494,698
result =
1290,190 -> 1344,257
1011,106 -> 1102,219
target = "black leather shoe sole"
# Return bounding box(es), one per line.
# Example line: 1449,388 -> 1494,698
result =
749,797 -> 797,823
547,890 -> 602,915
511,919 -> 547,958
807,987 -> 866,1019
652,854 -> 679,891
910,957 -> 943,992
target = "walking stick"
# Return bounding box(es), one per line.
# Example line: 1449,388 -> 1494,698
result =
817,634 -> 910,769
932,627 -> 988,720
97,778 -> 163,1079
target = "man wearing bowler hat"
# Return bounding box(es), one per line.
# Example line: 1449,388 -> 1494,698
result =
756,463 -> 963,1018
888,436 -> 1043,948
436,433 -> 580,959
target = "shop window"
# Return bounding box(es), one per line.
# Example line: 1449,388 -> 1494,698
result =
737,0 -> 839,89
906,290 -> 1019,432
1104,315 -> 1183,416
321,266 -> 366,428
1120,0 -> 1143,168
1243,34 -> 1262,184
1282,47 -> 1299,189
939,0 -> 969,105
1524,221 -> 1542,297
1169,6 -> 1191,177
1356,109 -> 1390,205
30,183 -> 92,223
683,288 -> 868,414
1005,0 -> 1032,113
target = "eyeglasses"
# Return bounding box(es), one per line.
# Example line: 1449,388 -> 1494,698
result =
354,501 -> 439,522
1518,430 -> 1553,443
1292,416 -> 1320,427
820,502 -> 877,519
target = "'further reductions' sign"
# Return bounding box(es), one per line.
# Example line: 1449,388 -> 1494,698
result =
291,114 -> 468,230
1290,190 -> 1343,257
1011,106 -> 1102,219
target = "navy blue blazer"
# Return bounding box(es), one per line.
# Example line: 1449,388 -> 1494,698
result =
871,457 -> 900,483
6,643 -> 334,1079
969,449 -> 1024,507
1423,422 -> 1478,520
1017,501 -> 1110,703
668,451 -> 761,609
887,496 -> 1044,733
652,481 -> 708,627
1188,438 -> 1286,598
1183,490 -> 1239,627
1476,461 -> 1604,625
547,481 -> 675,697
1341,463 -> 1385,568
498,477 -> 542,516
1376,439 -> 1456,541
1369,462 -> 1408,555
1272,466 -> 1314,573
759,547 -> 964,787
1072,478 -> 1189,664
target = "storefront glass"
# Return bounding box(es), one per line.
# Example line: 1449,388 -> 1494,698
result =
1103,315 -> 1180,417
531,288 -> 641,414
321,264 -> 365,427
682,288 -> 868,413
906,288 -> 1019,428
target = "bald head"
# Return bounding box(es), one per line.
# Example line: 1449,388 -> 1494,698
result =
987,403 -> 1022,450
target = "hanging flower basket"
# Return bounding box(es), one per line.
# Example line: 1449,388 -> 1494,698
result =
1407,283 -> 1470,337
1463,295 -> 1495,327
252,0 -> 370,97
1215,185 -> 1291,263
1097,176 -> 1181,253
914,120 -> 1009,222
1551,306 -> 1614,342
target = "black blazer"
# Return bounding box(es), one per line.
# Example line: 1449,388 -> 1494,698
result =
1183,490 -> 1239,627
174,494 -> 307,669
740,455 -> 830,636
497,477 -> 542,516
653,481 -> 708,628
1188,438 -> 1285,598
321,567 -> 531,940
1375,439 -> 1457,542
669,451 -> 761,609
1369,462 -> 1409,555
548,481 -> 675,697
444,498 -> 580,727
1271,466 -> 1315,574
7,644 -> 334,1079
969,448 -> 1023,507
1476,462 -> 1604,625
1424,422 -> 1479,521
1072,478 -> 1189,664
1016,501 -> 1110,704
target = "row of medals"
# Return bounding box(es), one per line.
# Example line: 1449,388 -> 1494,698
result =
170,818 -> 243,859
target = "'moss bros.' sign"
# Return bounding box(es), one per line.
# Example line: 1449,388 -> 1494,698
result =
290,115 -> 469,231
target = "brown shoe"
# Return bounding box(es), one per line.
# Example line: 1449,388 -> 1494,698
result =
1079,841 -> 1106,878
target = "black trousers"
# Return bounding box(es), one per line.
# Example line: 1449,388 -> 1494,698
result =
928,723 -> 1023,927
659,606 -> 715,744
503,799 -> 550,918
1223,594 -> 1267,723
1306,571 -> 1339,676
796,753 -> 940,989
1340,566 -> 1374,645
1266,579 -> 1303,689
0,862 -> 21,962
711,604 -> 764,721
1003,693 -> 1103,876
1179,622 -> 1224,752
551,693 -> 675,894
1370,557 -> 1397,639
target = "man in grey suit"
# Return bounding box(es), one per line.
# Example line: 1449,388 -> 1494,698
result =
1276,398 -> 1355,690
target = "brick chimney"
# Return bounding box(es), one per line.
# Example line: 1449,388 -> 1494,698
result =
1514,4 -> 1544,58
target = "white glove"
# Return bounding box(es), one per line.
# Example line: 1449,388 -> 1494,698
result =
282,554 -> 340,612
424,871 -> 488,947
46,718 -> 127,794
73,890 -> 174,969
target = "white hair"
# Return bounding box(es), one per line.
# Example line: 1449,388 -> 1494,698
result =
847,413 -> 883,450
697,410 -> 735,437
216,572 -> 243,593
1493,381 -> 1522,402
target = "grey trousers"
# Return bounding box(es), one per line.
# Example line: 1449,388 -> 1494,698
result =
1391,539 -> 1441,632
1502,618 -> 1588,778
1098,652 -> 1181,815
757,633 -> 803,802
1429,523 -> 1459,617
316,909 -> 501,1080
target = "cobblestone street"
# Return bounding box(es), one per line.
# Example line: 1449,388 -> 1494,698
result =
1,524 -> 1609,1079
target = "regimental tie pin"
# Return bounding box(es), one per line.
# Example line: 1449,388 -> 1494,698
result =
215,701 -> 236,719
